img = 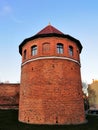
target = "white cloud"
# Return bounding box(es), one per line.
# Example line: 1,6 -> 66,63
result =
0,4 -> 23,23
0,5 -> 12,16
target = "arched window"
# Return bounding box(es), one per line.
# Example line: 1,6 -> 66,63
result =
42,42 -> 50,53
57,43 -> 64,54
23,49 -> 27,60
31,45 -> 37,56
69,46 -> 73,56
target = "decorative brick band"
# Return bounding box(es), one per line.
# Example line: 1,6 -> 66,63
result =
22,56 -> 80,66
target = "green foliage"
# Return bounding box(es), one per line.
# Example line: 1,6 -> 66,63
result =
0,110 -> 98,130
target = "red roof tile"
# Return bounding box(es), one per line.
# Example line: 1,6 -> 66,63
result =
37,24 -> 63,35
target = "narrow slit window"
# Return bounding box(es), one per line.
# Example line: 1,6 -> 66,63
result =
31,45 -> 37,56
23,50 -> 27,60
57,43 -> 63,54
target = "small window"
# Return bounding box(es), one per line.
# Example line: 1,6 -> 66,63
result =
31,45 -> 37,56
23,50 -> 26,60
69,46 -> 73,56
42,42 -> 50,53
57,43 -> 63,54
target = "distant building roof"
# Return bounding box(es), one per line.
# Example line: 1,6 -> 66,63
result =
19,24 -> 82,55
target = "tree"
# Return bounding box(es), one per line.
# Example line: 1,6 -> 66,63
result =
82,81 -> 88,96
88,85 -> 96,108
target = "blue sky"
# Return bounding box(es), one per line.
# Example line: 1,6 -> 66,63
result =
0,0 -> 98,83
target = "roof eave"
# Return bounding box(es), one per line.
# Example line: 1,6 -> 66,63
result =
19,33 -> 82,55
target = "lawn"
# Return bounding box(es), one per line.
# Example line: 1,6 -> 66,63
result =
0,109 -> 98,130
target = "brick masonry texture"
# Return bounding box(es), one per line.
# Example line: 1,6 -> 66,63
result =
19,35 -> 86,124
0,83 -> 19,109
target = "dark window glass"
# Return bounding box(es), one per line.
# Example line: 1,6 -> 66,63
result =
31,45 -> 37,56
69,46 -> 73,56
57,43 -> 63,54
24,50 -> 26,59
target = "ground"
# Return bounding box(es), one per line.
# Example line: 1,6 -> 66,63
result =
0,109 -> 98,130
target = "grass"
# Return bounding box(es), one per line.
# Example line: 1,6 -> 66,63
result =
0,109 -> 98,130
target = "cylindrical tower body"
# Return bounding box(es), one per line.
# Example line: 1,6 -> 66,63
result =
19,25 -> 86,124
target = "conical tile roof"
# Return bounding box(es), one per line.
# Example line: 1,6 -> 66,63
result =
19,24 -> 82,55
36,24 -> 63,35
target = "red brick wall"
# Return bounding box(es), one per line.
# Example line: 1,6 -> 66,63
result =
22,37 -> 80,63
0,83 -> 19,109
19,36 -> 85,124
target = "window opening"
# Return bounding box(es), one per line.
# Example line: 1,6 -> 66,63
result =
31,45 -> 37,56
69,46 -> 73,56
23,50 -> 26,60
57,43 -> 63,54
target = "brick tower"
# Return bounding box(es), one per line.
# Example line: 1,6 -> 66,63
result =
19,24 -> 86,124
